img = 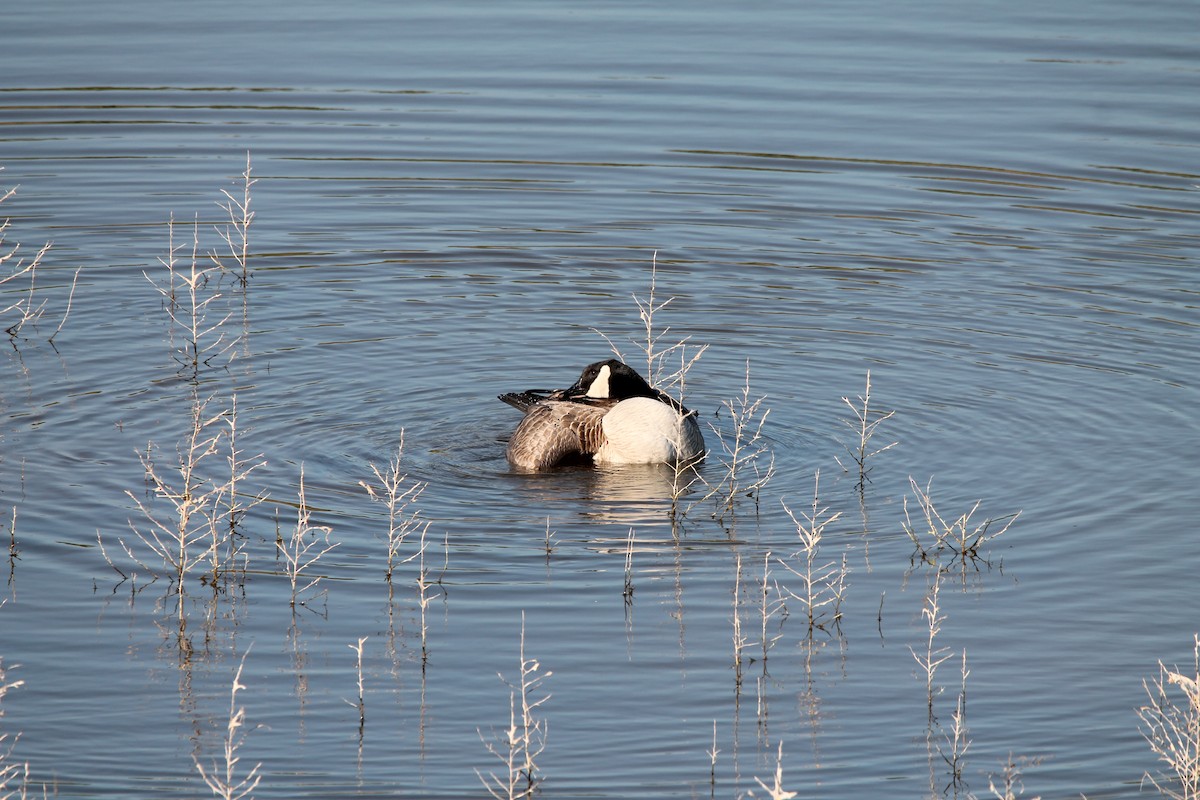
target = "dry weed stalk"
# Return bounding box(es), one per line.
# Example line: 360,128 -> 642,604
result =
704,360 -> 774,520
4,508 -> 16,581
639,273 -> 709,518
758,551 -> 786,663
346,636 -> 367,728
124,394 -> 228,593
409,526 -> 448,665
278,467 -> 338,608
194,650 -> 262,800
593,254 -> 704,394
707,720 -> 720,792
214,153 -> 256,287
903,477 -> 1019,570
752,740 -> 798,800
911,576 -> 951,722
1139,634 -> 1200,800
984,753 -> 1043,800
111,391 -> 261,598
835,370 -> 897,489
150,214 -> 235,378
1,181 -> 79,344
666,350 -> 706,519
593,254 -> 708,516
543,518 -> 556,560
623,527 -> 636,602
0,759 -> 28,800
0,182 -> 49,339
359,431 -> 430,582
778,471 -> 846,636
941,650 -> 971,794
477,615 -> 552,800
624,252 -> 708,394
732,552 -> 750,682
594,253 -> 707,403
1,653 -> 31,800
214,396 -> 267,584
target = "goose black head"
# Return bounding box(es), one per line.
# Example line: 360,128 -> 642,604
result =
566,359 -> 657,401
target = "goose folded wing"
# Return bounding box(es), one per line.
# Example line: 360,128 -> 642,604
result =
506,402 -> 606,469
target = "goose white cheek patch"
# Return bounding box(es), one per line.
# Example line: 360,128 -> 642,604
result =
586,364 -> 611,398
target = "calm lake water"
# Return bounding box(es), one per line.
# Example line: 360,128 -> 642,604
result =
2,1 -> 1198,798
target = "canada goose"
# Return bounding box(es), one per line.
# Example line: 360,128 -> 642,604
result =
499,358 -> 705,470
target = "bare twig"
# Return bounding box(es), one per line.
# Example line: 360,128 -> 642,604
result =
148,215 -> 235,378
984,753 -> 1044,800
835,370 -> 897,489
910,576 -> 951,722
903,476 -> 1019,570
1,222 -> 53,339
213,153 -> 256,286
0,654 -> 32,800
346,637 -> 368,728
753,740 -> 798,800
48,266 -> 81,344
194,649 -> 262,800
123,394 -> 227,591
623,527 -> 636,602
707,720 -> 719,791
777,471 -> 846,636
759,551 -> 786,663
940,650 -> 972,793
477,614 -> 552,800
701,360 -> 774,520
277,467 -> 338,608
1139,634 -> 1200,800
359,431 -> 430,582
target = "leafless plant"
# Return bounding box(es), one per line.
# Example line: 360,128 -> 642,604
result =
835,370 -> 897,489
983,753 -> 1044,800
623,527 -> 636,602
346,636 -> 367,728
213,153 -> 256,287
592,254 -> 709,519
1139,634 -> 1200,800
778,471 -> 846,636
911,575 -> 951,722
758,551 -> 786,663
212,395 -> 267,585
543,518 -> 556,560
414,525 -> 435,664
149,214 -> 235,378
111,390 -> 260,599
48,266 -> 81,345
0,224 -> 49,340
194,650 -> 262,800
707,720 -> 720,793
752,740 -> 798,800
477,615 -> 552,800
666,372 -> 706,520
0,757 -> 28,800
124,394 -> 227,592
941,650 -> 971,794
732,552 -> 750,683
617,252 -> 708,392
4,508 -> 16,577
359,431 -> 430,583
0,651 -> 31,800
2,181 -> 79,345
277,467 -> 338,609
903,477 -> 1019,569
594,252 -> 707,398
703,360 -> 774,520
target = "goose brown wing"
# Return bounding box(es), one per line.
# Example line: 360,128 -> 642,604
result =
505,401 -> 608,469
